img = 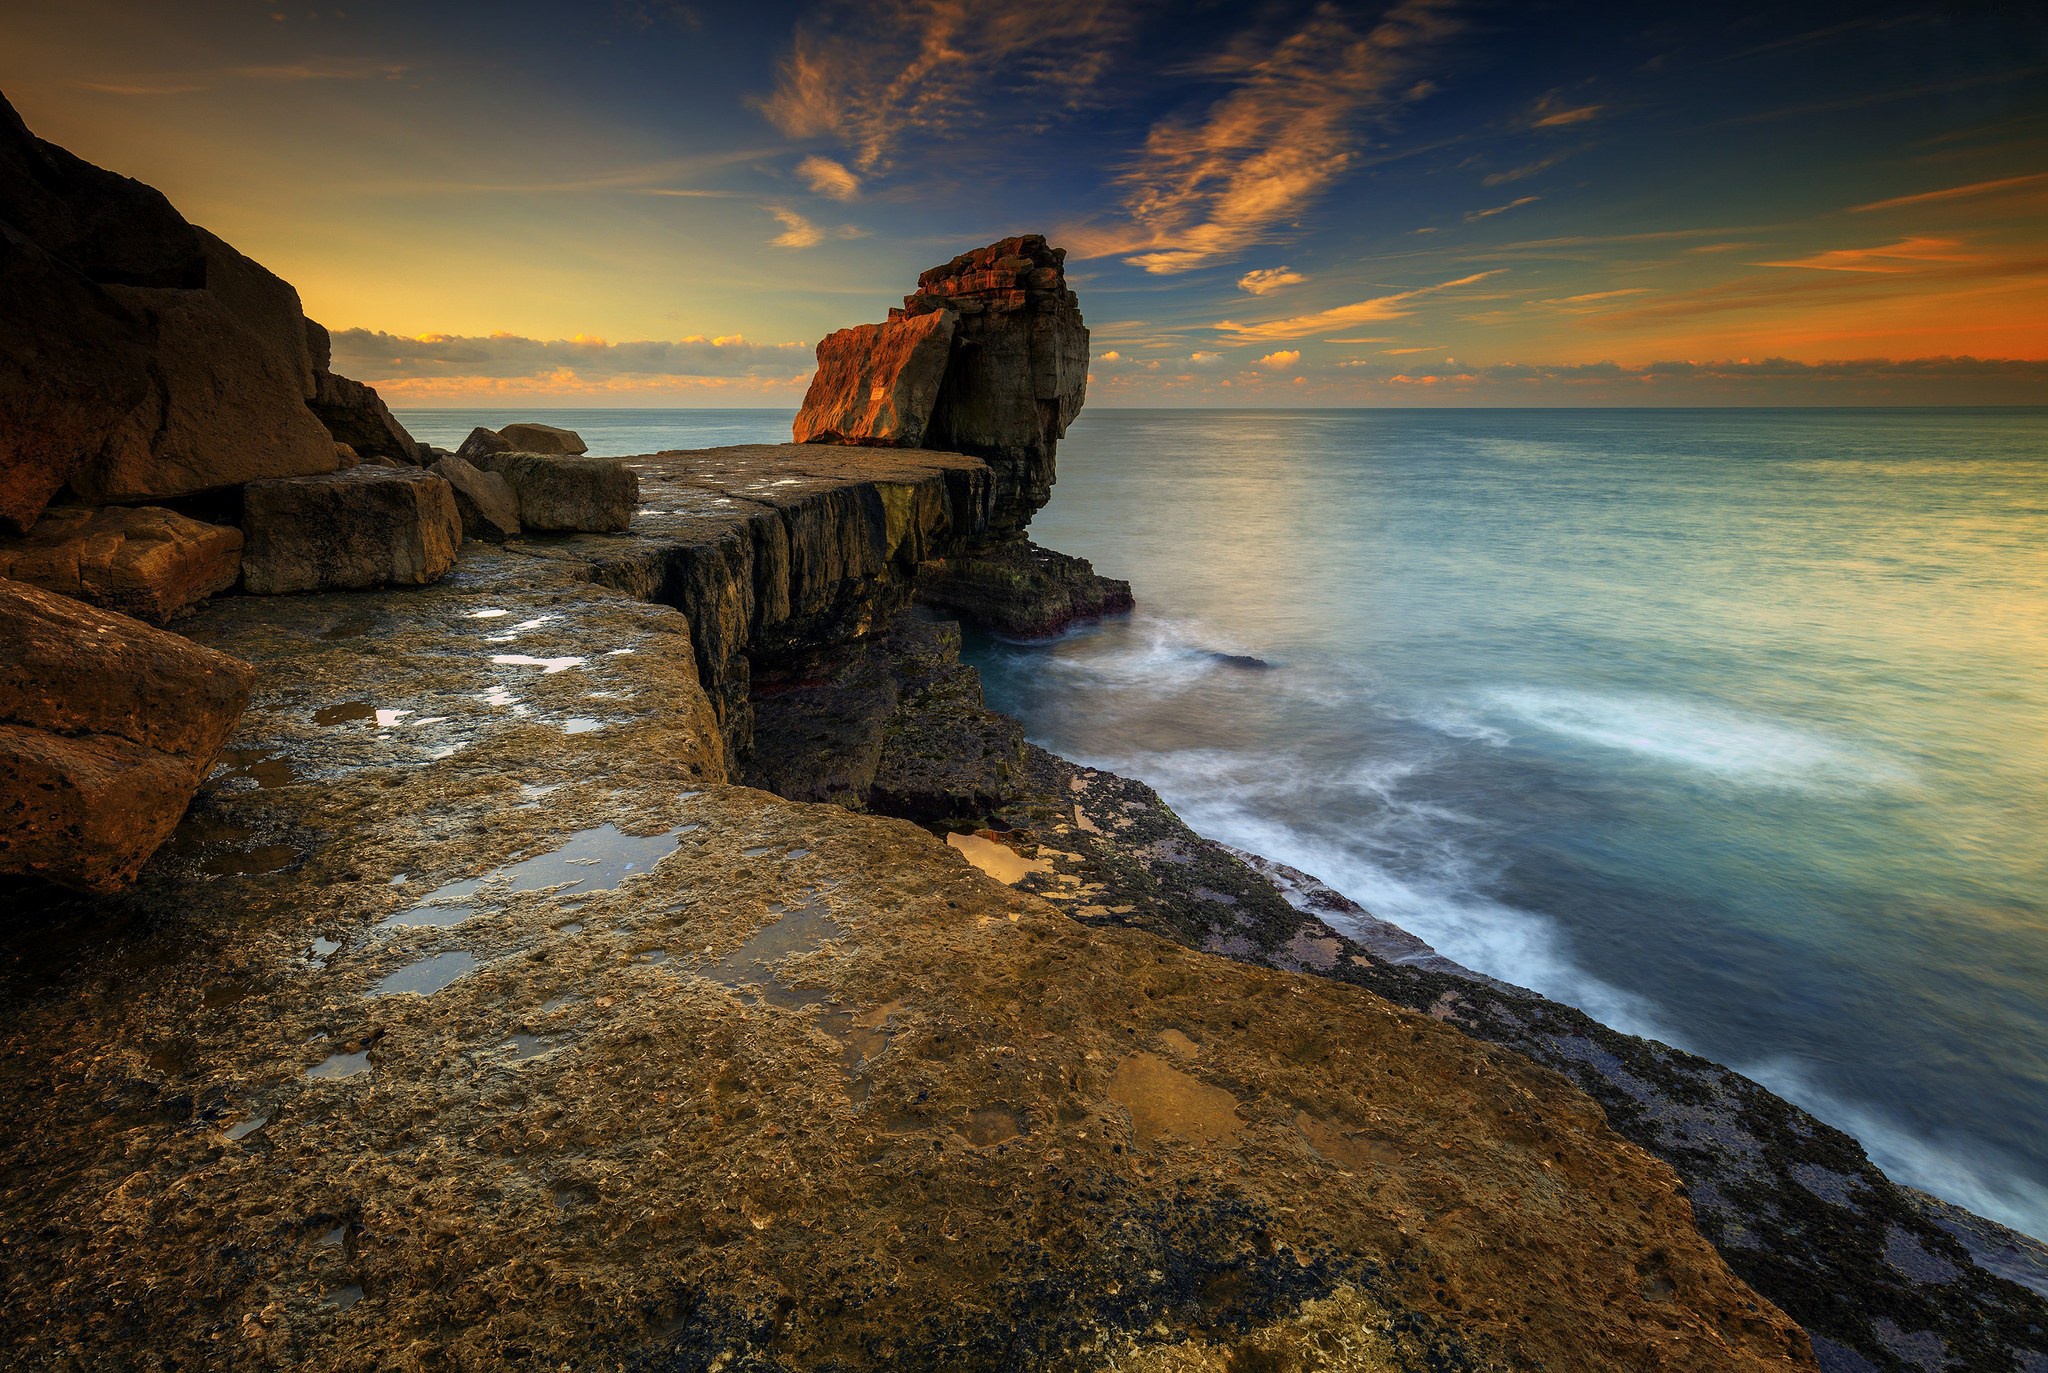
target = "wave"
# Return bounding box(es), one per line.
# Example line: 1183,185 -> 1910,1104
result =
1475,686 -> 1906,790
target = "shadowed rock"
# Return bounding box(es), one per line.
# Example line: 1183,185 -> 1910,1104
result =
0,504 -> 241,622
794,308 -> 958,447
0,577 -> 254,891
473,452 -> 636,532
916,537 -> 1132,639
430,454 -> 521,542
241,466 -> 462,594
456,425 -> 513,462
305,321 -> 418,464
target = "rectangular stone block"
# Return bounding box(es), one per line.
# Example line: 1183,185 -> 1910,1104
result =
241,466 -> 462,594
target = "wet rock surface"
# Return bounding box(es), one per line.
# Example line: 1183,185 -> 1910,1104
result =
0,576 -> 254,891
0,503 -> 242,622
0,446 -> 1818,1371
929,735 -> 2048,1373
241,466 -> 463,594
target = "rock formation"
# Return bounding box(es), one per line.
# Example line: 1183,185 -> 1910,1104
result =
430,454 -> 522,542
0,91 -> 414,531
0,577 -> 254,891
498,421 -> 588,455
0,504 -> 242,622
240,467 -> 462,594
794,308 -> 958,448
472,451 -> 636,532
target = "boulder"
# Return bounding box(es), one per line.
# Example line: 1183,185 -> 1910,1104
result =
456,426 -> 511,462
430,454 -> 521,541
0,225 -> 154,532
472,452 -> 636,532
0,504 -> 242,623
305,330 -> 418,463
497,422 -> 587,455
0,576 -> 255,892
794,308 -> 957,447
240,466 -> 462,594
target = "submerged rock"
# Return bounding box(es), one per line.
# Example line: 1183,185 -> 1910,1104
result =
0,576 -> 254,891
0,503 -> 242,622
916,536 -> 1133,639
430,454 -> 521,542
473,451 -> 635,532
497,421 -> 588,455
794,308 -> 958,447
241,466 -> 462,594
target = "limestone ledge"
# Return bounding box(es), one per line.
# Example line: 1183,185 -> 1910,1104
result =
0,445 -> 1812,1370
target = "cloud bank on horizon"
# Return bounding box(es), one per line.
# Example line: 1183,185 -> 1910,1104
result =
3,0 -> 2044,405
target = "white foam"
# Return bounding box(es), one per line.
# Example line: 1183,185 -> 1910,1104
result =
1481,687 -> 1902,790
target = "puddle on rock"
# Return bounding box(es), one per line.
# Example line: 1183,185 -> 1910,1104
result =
464,608 -> 510,620
560,718 -> 605,735
702,901 -> 847,1011
223,1113 -> 269,1141
314,702 -> 377,727
500,1034 -> 563,1062
376,903 -> 477,932
497,823 -> 686,895
947,832 -> 1053,884
368,951 -> 476,997
325,1284 -> 363,1312
374,708 -> 410,728
309,936 -> 341,968
212,748 -> 296,789
740,845 -> 772,859
490,654 -> 585,674
307,1050 -> 371,1081
200,843 -> 300,877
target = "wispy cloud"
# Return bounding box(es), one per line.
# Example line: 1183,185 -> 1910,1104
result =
1532,103 -> 1602,128
1215,269 -> 1504,341
797,154 -> 860,200
757,0 -> 1134,174
1759,236 -> 1974,273
766,207 -> 865,249
1849,171 -> 2048,214
1110,0 -> 1461,275
330,328 -> 810,385
1466,195 -> 1540,222
1238,266 -> 1307,295
1482,152 -> 1568,186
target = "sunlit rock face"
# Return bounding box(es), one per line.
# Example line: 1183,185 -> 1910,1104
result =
793,234 -> 1088,534
0,94 -> 411,529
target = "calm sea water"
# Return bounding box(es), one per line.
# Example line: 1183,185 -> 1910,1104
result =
401,407 -> 2048,1240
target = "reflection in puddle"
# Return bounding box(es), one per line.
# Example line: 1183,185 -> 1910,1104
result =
496,823 -> 685,895
490,654 -> 585,674
200,843 -> 299,877
947,832 -> 1053,884
325,1284 -> 363,1312
224,1113 -> 269,1141
309,936 -> 341,967
211,748 -> 296,789
464,608 -> 509,620
313,702 -> 377,726
703,901 -> 845,1011
307,1050 -> 371,1080
501,1034 -> 562,1062
740,846 -> 772,859
374,708 -> 410,728
561,718 -> 604,735
369,951 -> 476,997
376,903 -> 476,931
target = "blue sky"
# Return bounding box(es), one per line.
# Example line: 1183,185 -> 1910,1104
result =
4,0 -> 2045,403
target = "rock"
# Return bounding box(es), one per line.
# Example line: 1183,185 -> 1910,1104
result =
0,576 -> 254,891
0,225 -> 155,532
240,466 -> 462,594
497,422 -> 587,455
0,504 -> 242,622
794,308 -> 957,446
307,358 -> 419,464
471,452 -> 636,532
430,454 -> 521,541
456,426 -> 511,462
916,535 -> 1132,638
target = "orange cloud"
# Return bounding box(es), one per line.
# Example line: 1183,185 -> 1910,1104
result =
1238,267 -> 1307,295
1466,195 -> 1540,222
1758,236 -> 1975,273
796,154 -> 860,199
1257,349 -> 1302,368
1849,171 -> 2048,213
1216,270 -> 1505,341
1532,104 -> 1602,128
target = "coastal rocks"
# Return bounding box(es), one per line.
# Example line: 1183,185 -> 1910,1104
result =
793,308 -> 958,447
429,455 -> 521,541
0,504 -> 242,622
792,234 -> 1087,535
497,422 -> 587,455
916,536 -> 1133,639
471,452 -> 635,532
455,426 -> 512,462
304,322 -> 419,464
0,576 -> 254,891
240,467 -> 462,594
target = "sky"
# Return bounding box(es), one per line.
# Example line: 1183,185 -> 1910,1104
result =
4,0 -> 2046,406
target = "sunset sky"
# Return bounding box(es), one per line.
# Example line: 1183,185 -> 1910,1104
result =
4,0 -> 2045,405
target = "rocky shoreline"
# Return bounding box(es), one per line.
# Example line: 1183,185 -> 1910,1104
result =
3,91 -> 2044,1371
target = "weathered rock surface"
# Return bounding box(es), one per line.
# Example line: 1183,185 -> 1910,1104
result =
0,94 -> 421,525
0,503 -> 242,622
305,321 -> 418,464
905,730 -> 2048,1373
497,421 -> 588,455
455,425 -> 512,462
0,576 -> 254,891
241,466 -> 462,595
0,452 -> 1815,1369
430,454 -> 521,542
472,451 -> 637,532
794,308 -> 958,447
917,535 -> 1133,638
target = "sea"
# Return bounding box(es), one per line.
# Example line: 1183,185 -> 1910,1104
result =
400,406 -> 2048,1242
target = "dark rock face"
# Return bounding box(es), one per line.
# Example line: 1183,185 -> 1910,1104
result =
792,234 -> 1088,535
240,467 -> 462,594
497,422 -> 588,455
794,309 -> 958,447
0,504 -> 242,623
916,537 -> 1133,639
470,452 -> 636,532
455,425 -> 513,462
0,94 -> 413,527
0,576 -> 254,891
429,454 -> 521,542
